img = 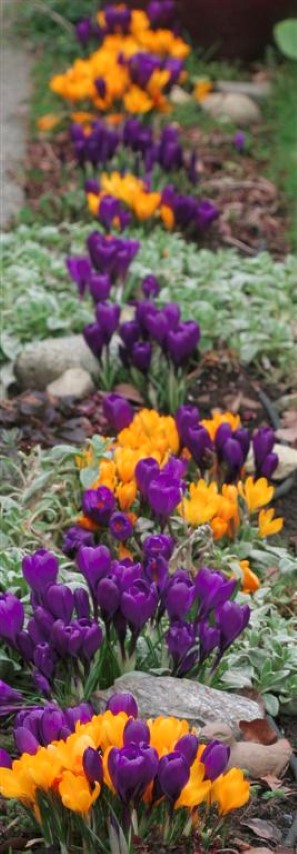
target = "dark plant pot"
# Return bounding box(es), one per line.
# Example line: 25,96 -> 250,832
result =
129,0 -> 297,60
174,0 -> 297,60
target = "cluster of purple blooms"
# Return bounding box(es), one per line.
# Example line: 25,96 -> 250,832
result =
0,551 -> 103,698
175,404 -> 279,483
119,280 -> 201,373
75,1 -> 177,46
0,546 -> 250,702
71,120 -> 190,177
66,232 -> 140,299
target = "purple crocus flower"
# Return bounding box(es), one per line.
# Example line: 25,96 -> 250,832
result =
253,427 -> 278,479
123,718 -> 150,746
32,671 -> 51,697
77,545 -> 112,595
62,525 -> 95,559
43,584 -> 74,623
95,76 -> 107,99
96,575 -> 120,619
130,341 -> 152,373
143,554 -> 168,592
103,393 -> 133,432
83,747 -> 103,784
196,200 -> 219,232
82,486 -> 116,526
195,567 -> 237,618
146,309 -> 170,346
33,642 -> 56,680
104,5 -> 132,34
186,425 -> 213,468
0,748 -> 12,768
106,692 -> 138,717
39,707 -> 67,744
99,195 -> 121,229
17,630 -> 34,663
119,320 -> 141,351
0,680 -> 22,714
157,751 -> 190,802
148,473 -> 182,518
108,744 -> 158,803
22,550 -> 59,594
164,570 -> 195,620
166,321 -> 200,367
0,594 -> 24,644
175,734 -> 199,766
147,0 -> 176,28
175,404 -> 199,446
65,702 -> 93,729
96,301 -> 120,344
14,727 -> 39,756
83,322 -> 104,358
142,274 -> 160,298
75,18 -> 92,45
109,512 -> 133,541
201,740 -> 230,781
198,621 -> 220,663
234,131 -> 246,153
143,534 -> 174,560
74,587 -> 91,620
135,457 -> 160,500
166,621 -> 198,675
89,273 -> 111,303
80,620 -> 103,659
66,256 -> 92,297
217,601 -> 250,653
84,178 -> 100,195
50,620 -> 82,658
121,579 -> 158,631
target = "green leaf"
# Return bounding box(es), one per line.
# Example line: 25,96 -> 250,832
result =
263,693 -> 279,716
274,19 -> 297,60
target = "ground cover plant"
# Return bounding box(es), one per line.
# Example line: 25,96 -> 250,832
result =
1,1 -> 297,852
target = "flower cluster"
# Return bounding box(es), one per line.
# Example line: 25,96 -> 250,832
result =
86,169 -> 218,235
0,692 -> 250,851
75,400 -> 282,546
50,4 -> 190,116
0,542 -> 250,706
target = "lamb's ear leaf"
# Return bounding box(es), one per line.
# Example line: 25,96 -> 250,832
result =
274,19 -> 297,61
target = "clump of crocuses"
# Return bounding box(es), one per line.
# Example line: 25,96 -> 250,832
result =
0,546 -> 250,707
0,691 -> 250,853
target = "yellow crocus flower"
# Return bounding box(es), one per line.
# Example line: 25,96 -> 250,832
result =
59,771 -> 100,813
238,476 -> 274,513
175,758 -> 211,808
258,508 -> 283,538
210,768 -> 250,815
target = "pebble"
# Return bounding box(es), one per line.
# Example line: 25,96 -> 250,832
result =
201,92 -> 261,125
47,368 -> 95,400
14,335 -> 100,391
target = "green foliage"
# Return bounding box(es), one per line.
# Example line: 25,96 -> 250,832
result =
274,19 -> 297,61
2,225 -> 297,380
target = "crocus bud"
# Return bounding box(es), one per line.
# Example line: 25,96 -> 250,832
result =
39,707 -> 66,745
217,601 -> 250,653
121,579 -> 158,631
14,727 -> 39,756
175,734 -> 199,766
109,512 -> 133,542
77,545 -> 111,594
22,549 -> 59,593
33,642 -> 56,679
123,719 -> 150,746
44,584 -> 74,623
0,748 -> 12,768
74,587 -> 91,619
82,486 -> 115,526
200,740 -> 230,780
157,751 -> 190,802
0,593 -> 24,645
148,473 -> 182,518
164,570 -> 195,620
83,747 -> 103,784
106,693 -> 138,717
103,393 -> 133,432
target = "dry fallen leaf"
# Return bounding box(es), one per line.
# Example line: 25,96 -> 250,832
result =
113,383 -> 144,404
241,818 -> 282,843
239,718 -> 277,746
259,774 -> 284,790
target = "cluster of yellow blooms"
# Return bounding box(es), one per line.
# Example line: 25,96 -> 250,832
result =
0,710 -> 249,821
87,171 -> 175,227
50,9 -> 189,115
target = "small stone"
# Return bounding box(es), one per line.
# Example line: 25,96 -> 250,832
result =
170,85 -> 193,106
95,672 -> 263,734
201,92 -> 261,125
47,368 -> 95,400
14,335 -> 100,390
217,80 -> 271,100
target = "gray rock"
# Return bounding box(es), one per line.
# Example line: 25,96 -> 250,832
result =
170,85 -> 193,106
47,368 -> 95,399
201,93 -> 261,126
15,335 -> 100,390
95,672 -> 263,733
217,80 -> 271,101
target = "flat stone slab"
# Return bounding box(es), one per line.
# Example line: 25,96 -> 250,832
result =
217,80 -> 272,100
95,672 -> 263,733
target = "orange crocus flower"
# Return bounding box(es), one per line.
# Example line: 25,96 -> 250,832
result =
239,559 -> 260,593
210,768 -> 250,815
59,771 -> 100,814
